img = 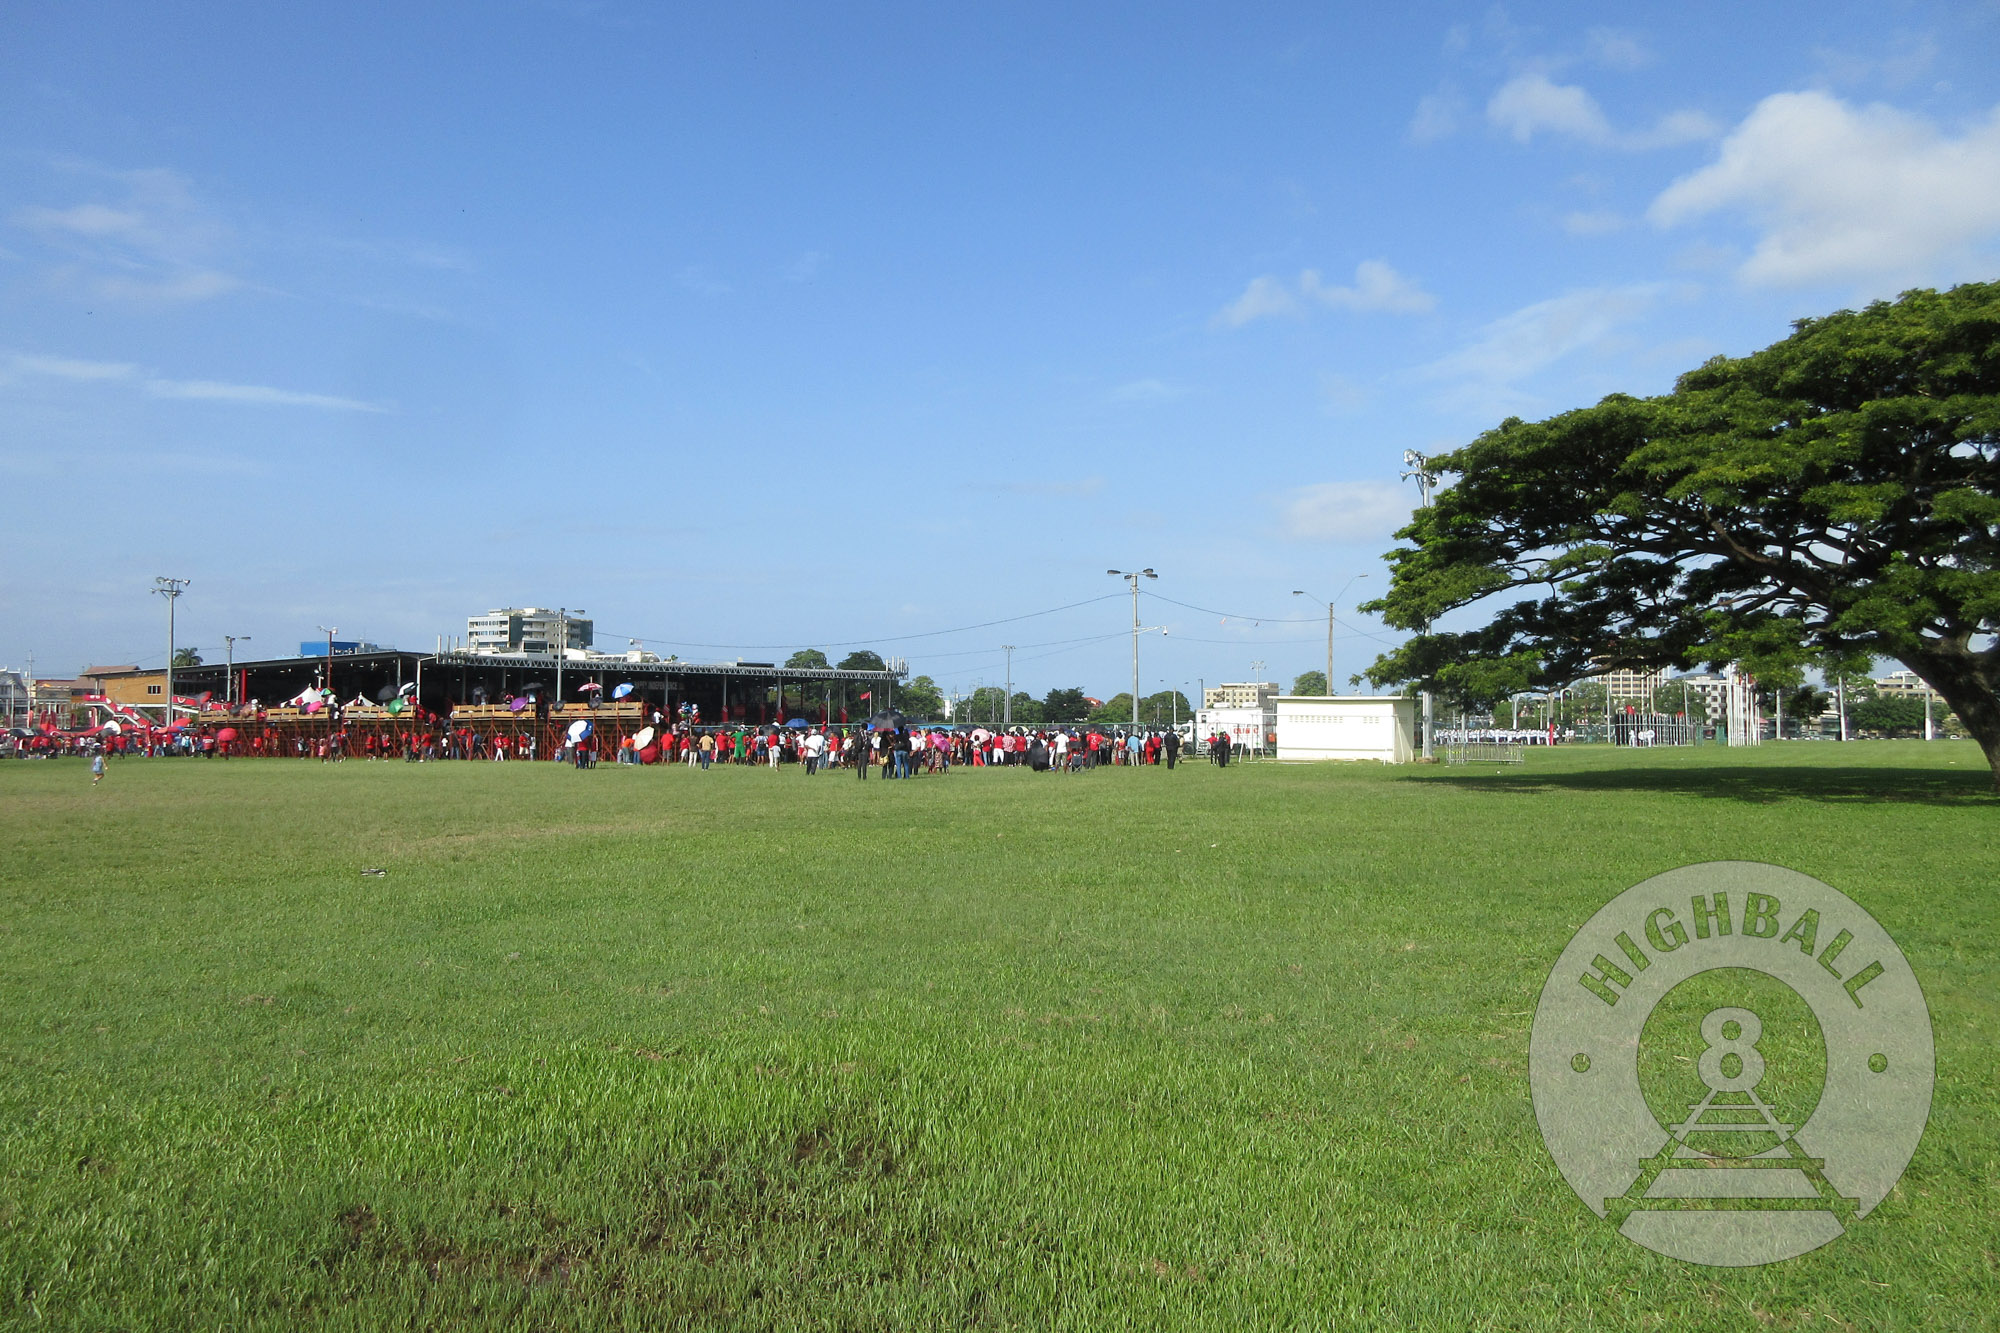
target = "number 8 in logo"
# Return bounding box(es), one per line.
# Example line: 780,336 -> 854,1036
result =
1696,1007 -> 1764,1094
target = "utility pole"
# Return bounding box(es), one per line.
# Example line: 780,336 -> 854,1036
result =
1401,450 -> 1436,758
1002,645 -> 1015,725
1108,568 -> 1157,728
154,577 -> 190,727
224,635 -> 251,705
1924,686 -> 1935,741
1837,675 -> 1848,742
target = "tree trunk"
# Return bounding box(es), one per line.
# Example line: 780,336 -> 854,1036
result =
1902,651 -> 2000,794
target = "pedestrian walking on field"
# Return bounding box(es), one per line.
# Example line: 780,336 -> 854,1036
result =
91,751 -> 106,786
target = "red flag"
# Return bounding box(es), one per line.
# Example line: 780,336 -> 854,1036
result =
859,692 -> 871,700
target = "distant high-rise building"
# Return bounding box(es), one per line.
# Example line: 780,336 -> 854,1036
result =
466,608 -> 593,655
1204,681 -> 1280,710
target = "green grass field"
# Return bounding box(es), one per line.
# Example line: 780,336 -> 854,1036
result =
2,745 -> 1995,1330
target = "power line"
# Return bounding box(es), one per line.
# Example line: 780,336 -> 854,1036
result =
598,593 -> 1124,654
1141,591 -> 1403,645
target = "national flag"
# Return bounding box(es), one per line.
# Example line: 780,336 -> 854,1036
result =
859,691 -> 872,700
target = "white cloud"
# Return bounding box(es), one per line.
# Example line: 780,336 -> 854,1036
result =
1487,74 -> 1717,149
1489,74 -> 1614,144
2,348 -> 386,412
1280,481 -> 1414,543
1423,284 -> 1661,399
144,379 -> 389,412
14,203 -> 145,238
1408,88 -> 1463,144
5,353 -> 137,381
1649,91 -> 2000,289
1629,109 -> 1723,150
9,167 -> 239,304
1215,261 -> 1433,328
87,269 -> 241,302
1302,260 -> 1437,314
1584,28 -> 1650,71
1214,275 -> 1299,327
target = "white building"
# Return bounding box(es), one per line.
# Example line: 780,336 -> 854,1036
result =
1661,672 -> 1729,721
1275,695 -> 1417,763
1874,670 -> 1933,697
466,608 -> 594,655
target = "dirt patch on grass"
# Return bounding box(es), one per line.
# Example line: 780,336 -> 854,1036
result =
316,1105 -> 986,1321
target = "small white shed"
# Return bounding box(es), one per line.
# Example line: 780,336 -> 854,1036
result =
1275,695 -> 1417,763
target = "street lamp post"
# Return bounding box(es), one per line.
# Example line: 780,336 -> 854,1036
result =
153,577 -> 190,727
1002,645 -> 1015,726
224,635 -> 251,705
1292,574 -> 1368,697
1108,568 -> 1157,728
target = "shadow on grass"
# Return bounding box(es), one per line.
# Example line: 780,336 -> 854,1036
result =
1415,762 -> 1998,807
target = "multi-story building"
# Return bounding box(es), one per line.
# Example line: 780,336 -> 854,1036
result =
467,608 -> 594,655
0,668 -> 27,729
1873,670 -> 1933,697
1660,671 -> 1729,720
1601,666 -> 1665,705
1204,681 -> 1281,710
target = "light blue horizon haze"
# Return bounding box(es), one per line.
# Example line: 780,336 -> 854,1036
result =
4,3 -> 1998,699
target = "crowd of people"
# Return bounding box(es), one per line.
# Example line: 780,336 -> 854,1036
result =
11,719 -> 1249,772
597,723 -> 1216,775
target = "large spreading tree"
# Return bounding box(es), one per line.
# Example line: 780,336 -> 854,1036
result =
1362,282 -> 2000,788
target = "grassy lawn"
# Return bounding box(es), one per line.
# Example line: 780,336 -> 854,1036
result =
1,744 -> 1994,1330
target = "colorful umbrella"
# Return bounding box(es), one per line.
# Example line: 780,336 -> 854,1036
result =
578,682 -> 603,694
612,683 -> 634,699
633,726 -> 656,749
508,696 -> 528,712
566,719 -> 592,742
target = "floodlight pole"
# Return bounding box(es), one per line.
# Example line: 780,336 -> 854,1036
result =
1109,568 -> 1157,728
153,577 -> 190,726
318,626 -> 338,708
1002,645 -> 1015,725
225,635 -> 250,704
1402,451 -> 1436,758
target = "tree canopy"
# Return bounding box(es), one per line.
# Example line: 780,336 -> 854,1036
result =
835,650 -> 885,672
895,675 -> 945,720
1363,283 -> 2000,788
171,648 -> 202,667
1290,670 -> 1329,696
784,648 -> 830,669
1041,687 -> 1091,721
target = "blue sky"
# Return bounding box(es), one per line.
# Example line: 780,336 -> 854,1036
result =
5,2 -> 1998,698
